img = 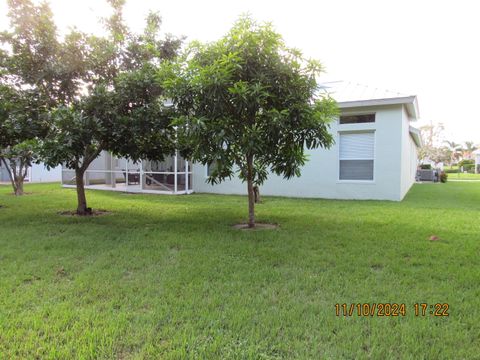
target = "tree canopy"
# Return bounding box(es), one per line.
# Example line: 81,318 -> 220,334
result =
2,0 -> 182,213
0,0 -> 67,195
165,16 -> 337,227
0,85 -> 49,195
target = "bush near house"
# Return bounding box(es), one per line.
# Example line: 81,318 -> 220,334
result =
457,159 -> 475,172
445,161 -> 478,176
444,166 -> 459,174
440,171 -> 448,183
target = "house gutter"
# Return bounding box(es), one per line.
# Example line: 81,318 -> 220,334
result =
338,95 -> 420,120
409,126 -> 423,148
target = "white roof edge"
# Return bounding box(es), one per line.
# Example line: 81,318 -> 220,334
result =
408,96 -> 420,120
409,126 -> 422,148
337,95 -> 419,120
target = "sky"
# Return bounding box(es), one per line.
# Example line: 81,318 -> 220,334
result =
1,0 -> 479,144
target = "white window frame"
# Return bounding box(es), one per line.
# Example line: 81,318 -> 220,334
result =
338,110 -> 377,123
339,113 -> 376,125
338,130 -> 376,183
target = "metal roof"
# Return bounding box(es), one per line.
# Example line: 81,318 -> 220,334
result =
319,80 -> 409,102
318,80 -> 420,120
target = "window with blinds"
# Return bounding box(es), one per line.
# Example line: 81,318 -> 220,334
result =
339,132 -> 375,181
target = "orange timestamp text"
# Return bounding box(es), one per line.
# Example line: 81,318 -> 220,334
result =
335,303 -> 449,317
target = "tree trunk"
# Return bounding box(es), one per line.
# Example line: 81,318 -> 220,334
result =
14,176 -> 24,196
72,148 -> 103,215
1,157 -> 23,196
253,185 -> 261,203
14,159 -> 30,196
246,155 -> 255,228
75,168 -> 91,215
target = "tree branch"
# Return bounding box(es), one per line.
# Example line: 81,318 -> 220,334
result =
1,156 -> 16,192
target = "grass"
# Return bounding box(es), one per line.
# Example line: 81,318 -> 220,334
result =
0,182 -> 479,359
446,172 -> 480,180
443,165 -> 480,180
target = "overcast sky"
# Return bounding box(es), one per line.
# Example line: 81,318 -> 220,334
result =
1,0 -> 479,144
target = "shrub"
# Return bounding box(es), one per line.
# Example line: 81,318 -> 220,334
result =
440,171 -> 448,183
455,160 -> 475,172
458,159 -> 474,167
444,168 -> 459,174
420,164 -> 432,169
466,166 -> 475,173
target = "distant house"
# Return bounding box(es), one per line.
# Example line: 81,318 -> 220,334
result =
474,149 -> 480,174
61,81 -> 422,201
0,162 -> 61,183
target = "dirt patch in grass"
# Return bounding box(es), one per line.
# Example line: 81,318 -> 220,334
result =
22,275 -> 41,284
233,223 -> 279,230
370,264 -> 384,271
58,209 -> 111,217
56,267 -> 68,277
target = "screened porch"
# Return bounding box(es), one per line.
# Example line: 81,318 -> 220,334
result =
61,151 -> 193,194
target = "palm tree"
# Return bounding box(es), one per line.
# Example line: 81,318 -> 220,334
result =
444,140 -> 463,164
463,141 -> 477,160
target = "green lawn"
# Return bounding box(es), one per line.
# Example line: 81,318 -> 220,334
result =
1,182 -> 479,359
447,172 -> 480,180
443,165 -> 480,180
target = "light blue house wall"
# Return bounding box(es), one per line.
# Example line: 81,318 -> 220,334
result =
58,81 -> 421,201
0,162 -> 61,183
192,103 -> 420,201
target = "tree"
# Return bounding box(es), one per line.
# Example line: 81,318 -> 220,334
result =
420,122 -> 445,148
40,90 -> 114,214
418,122 -> 450,166
37,2 -> 181,215
443,140 -> 462,163
463,141 -> 477,160
40,72 -> 177,215
0,86 -> 48,195
0,141 -> 39,195
428,146 -> 451,167
0,0 -> 68,196
165,16 -> 337,228
2,0 -> 181,213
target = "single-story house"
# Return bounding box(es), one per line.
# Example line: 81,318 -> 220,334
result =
0,162 -> 61,183
61,81 -> 422,201
474,149 -> 480,173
